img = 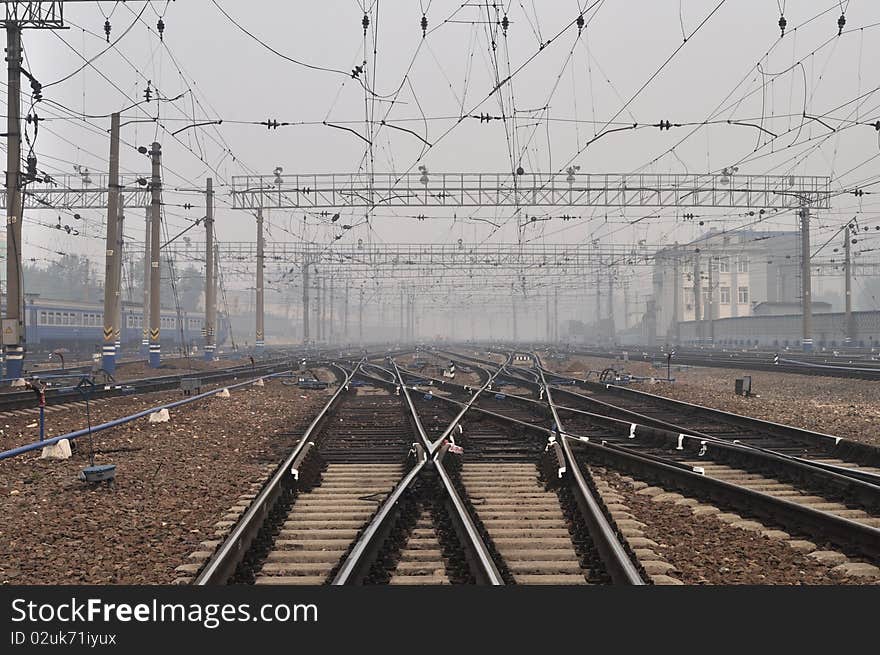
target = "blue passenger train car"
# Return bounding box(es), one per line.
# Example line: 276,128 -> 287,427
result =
15,297 -> 228,355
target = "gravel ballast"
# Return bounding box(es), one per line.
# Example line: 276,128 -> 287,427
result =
548,355 -> 880,446
0,377 -> 334,584
593,467 -> 862,585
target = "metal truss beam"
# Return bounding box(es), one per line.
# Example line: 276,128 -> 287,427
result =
163,241 -> 658,269
231,172 -> 832,210
2,1 -> 64,28
3,173 -> 152,210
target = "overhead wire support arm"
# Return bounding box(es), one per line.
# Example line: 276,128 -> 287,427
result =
229,172 -> 832,211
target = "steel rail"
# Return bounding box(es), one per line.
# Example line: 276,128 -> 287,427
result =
498,362 -> 880,505
567,437 -> 880,560
544,366 -> 880,467
350,364 -> 504,585
331,450 -> 428,585
193,362 -> 356,585
536,365 -> 646,585
0,366 -> 296,462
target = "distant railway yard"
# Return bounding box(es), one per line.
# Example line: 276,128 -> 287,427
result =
3,345 -> 878,586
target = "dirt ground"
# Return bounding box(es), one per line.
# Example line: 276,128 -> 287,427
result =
0,378 -> 335,584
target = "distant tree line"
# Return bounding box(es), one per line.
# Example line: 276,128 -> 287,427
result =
20,254 -> 204,311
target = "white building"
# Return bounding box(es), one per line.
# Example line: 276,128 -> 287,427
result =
652,229 -> 803,341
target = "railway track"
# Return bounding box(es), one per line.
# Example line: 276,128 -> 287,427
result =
540,368 -> 880,477
192,356 -> 646,585
436,351 -> 880,569
570,348 -> 880,381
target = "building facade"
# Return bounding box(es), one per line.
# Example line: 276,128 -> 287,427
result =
652,229 -> 803,342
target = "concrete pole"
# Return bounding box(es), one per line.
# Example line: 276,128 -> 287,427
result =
545,293 -> 551,341
359,287 -> 364,345
800,207 -> 813,351
322,276 -> 328,343
707,256 -> 715,345
148,142 -> 162,368
4,24 -> 24,379
142,208 -> 150,354
255,208 -> 264,351
511,292 -> 518,342
315,272 -> 322,342
302,258 -> 310,344
400,285 -> 405,342
101,118 -> 119,375
554,287 -> 559,342
328,277 -> 334,344
607,274 -> 615,342
203,178 -> 216,360
672,254 -> 680,344
595,270 -> 602,342
343,283 -> 349,342
115,193 -> 124,356
214,244 -> 220,350
845,224 -> 855,346
693,253 -> 702,345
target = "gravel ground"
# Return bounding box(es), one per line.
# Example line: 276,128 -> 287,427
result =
0,368 -> 291,452
593,467 -> 859,585
546,354 -> 880,446
0,377 -> 334,584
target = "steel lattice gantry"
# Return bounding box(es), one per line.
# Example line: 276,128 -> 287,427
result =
230,172 -> 832,210
1,173 -> 152,210
163,240 -> 657,270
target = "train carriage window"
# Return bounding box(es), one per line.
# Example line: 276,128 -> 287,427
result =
39,311 -> 46,325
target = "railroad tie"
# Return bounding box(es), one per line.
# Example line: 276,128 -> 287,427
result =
460,462 -> 589,585
255,463 -> 402,585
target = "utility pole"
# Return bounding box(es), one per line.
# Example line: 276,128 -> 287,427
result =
595,270 -> 602,343
3,21 -> 23,378
511,291 -> 518,342
545,294 -> 551,341
322,276 -> 328,343
800,207 -> 813,351
101,112 -> 121,374
693,253 -> 702,346
148,142 -> 162,368
672,252 -> 680,344
315,271 -> 322,342
399,284 -> 405,342
115,193 -> 124,356
343,283 -> 349,342
255,208 -> 264,352
607,274 -> 615,342
203,178 -> 215,360
845,224 -> 855,346
302,258 -> 310,344
707,256 -> 715,345
358,286 -> 364,345
142,208 -> 150,355
554,287 -> 559,343
328,277 -> 334,345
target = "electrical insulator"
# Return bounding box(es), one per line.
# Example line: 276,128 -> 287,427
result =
104,20 -> 111,42
421,15 -> 428,37
157,18 -> 165,41
838,13 -> 846,36
778,15 -> 786,37
362,14 -> 369,34
144,81 -> 152,102
26,154 -> 37,179
501,15 -> 509,35
576,14 -> 584,34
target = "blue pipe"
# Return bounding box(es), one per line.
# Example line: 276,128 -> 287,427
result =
0,370 -> 291,461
